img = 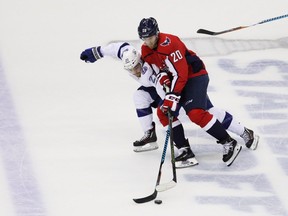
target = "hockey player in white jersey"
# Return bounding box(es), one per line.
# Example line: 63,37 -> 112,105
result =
80,42 -> 259,167
80,42 -> 199,168
80,42 -> 161,153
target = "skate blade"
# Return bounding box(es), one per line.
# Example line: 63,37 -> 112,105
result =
175,157 -> 199,169
226,145 -> 242,166
249,135 -> 259,150
133,142 -> 158,152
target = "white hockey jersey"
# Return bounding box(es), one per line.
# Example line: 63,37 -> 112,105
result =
99,42 -> 165,99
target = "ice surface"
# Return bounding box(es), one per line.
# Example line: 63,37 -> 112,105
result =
0,0 -> 288,215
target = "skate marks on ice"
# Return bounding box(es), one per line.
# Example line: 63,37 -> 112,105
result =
0,64 -> 46,216
182,144 -> 286,216
187,37 -> 288,57
115,36 -> 288,57
180,56 -> 288,215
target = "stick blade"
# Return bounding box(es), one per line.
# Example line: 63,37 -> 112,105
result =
156,180 -> 176,192
197,28 -> 216,35
133,190 -> 157,204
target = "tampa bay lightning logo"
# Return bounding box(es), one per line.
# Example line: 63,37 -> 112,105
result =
142,65 -> 148,75
160,37 -> 171,46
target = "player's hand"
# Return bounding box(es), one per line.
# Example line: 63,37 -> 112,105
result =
80,47 -> 103,63
161,93 -> 180,114
157,71 -> 171,89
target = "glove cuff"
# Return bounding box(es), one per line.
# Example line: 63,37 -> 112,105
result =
92,46 -> 103,60
166,92 -> 180,97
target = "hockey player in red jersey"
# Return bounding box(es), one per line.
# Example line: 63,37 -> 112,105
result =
80,42 -> 199,168
137,17 -> 259,166
80,40 -> 259,167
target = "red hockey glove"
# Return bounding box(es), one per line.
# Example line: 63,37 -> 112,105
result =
157,71 -> 171,89
161,93 -> 180,114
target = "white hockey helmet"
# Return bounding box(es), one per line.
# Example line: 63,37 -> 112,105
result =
122,47 -> 141,70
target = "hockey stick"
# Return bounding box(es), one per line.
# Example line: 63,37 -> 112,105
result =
155,108 -> 177,192
133,126 -> 171,204
197,14 -> 288,36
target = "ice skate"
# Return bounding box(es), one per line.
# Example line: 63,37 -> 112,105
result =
175,139 -> 198,168
133,122 -> 158,152
240,127 -> 259,150
220,136 -> 242,166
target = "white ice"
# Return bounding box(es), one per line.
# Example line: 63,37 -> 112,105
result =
0,0 -> 288,216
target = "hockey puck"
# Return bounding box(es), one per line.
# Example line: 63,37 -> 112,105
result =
154,199 -> 162,204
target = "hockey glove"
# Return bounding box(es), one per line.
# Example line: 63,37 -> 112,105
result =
80,46 -> 103,63
161,93 -> 180,114
156,71 -> 171,89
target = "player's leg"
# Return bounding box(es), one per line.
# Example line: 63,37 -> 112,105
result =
157,107 -> 198,168
206,98 -> 259,150
133,86 -> 160,152
182,75 -> 241,166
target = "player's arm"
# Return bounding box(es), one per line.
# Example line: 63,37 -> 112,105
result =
80,42 -> 130,63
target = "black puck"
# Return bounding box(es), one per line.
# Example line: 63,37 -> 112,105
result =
154,199 -> 162,204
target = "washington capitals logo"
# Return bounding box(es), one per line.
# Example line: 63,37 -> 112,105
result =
160,37 -> 171,46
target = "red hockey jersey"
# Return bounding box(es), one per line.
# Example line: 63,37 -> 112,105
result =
141,33 -> 208,94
